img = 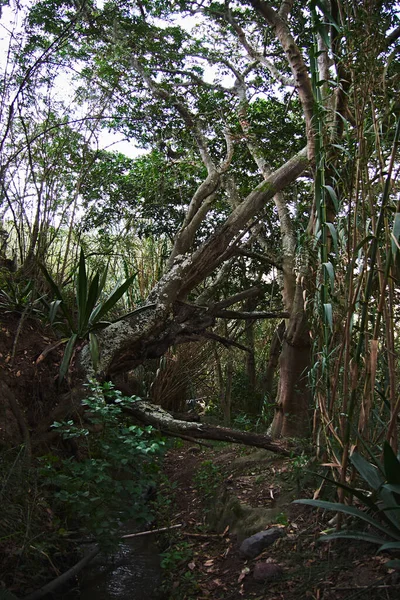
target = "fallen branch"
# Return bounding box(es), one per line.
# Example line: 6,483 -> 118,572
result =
22,546 -> 100,600
159,430 -> 213,448
126,400 -> 291,456
121,524 -> 182,539
181,531 -> 223,538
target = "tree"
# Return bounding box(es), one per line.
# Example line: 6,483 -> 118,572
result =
2,0 -> 399,447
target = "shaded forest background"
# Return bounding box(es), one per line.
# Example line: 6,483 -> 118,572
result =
1,0 -> 400,595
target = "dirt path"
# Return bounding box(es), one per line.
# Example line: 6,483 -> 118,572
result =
157,443 -> 400,599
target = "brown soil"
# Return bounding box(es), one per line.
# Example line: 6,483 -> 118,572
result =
1,308 -> 400,599
0,308 -> 78,595
159,444 -> 400,600
0,309 -> 65,448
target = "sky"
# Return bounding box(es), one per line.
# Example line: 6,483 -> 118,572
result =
0,1 -> 211,159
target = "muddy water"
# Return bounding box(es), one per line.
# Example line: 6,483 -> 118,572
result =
72,524 -> 164,600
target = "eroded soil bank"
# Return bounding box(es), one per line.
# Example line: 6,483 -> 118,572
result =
157,443 -> 400,600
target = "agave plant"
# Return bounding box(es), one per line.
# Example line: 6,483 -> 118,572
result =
41,250 -> 136,381
294,442 -> 400,569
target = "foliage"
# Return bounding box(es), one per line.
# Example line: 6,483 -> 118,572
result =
0,276 -> 44,316
295,442 -> 400,569
39,382 -> 165,550
41,249 -> 135,380
160,541 -> 199,599
0,0 -> 399,481
193,459 -> 223,504
0,446 -> 69,592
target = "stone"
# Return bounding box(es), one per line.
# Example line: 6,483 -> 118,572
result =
253,562 -> 283,583
239,528 -> 285,559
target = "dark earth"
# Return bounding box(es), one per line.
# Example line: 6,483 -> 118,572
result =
1,308 -> 400,599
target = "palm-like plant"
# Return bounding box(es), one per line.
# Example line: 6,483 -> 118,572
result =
41,249 -> 136,381
295,442 -> 400,569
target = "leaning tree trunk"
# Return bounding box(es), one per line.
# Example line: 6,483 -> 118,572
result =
70,148 -> 309,450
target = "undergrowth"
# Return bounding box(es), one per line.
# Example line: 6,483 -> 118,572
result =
0,381 -> 166,594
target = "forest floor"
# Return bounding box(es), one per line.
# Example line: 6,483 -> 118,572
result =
1,308 -> 400,599
158,442 -> 400,600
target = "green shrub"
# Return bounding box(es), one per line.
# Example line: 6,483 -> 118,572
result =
39,382 -> 165,550
295,442 -> 400,569
41,249 -> 136,380
193,460 -> 223,503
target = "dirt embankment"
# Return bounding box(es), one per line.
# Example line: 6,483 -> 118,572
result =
159,443 -> 400,600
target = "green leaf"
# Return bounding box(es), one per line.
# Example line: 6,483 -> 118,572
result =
323,185 -> 339,211
98,264 -> 109,296
59,333 -> 78,382
40,264 -> 74,330
320,530 -> 388,546
325,223 -> 338,253
323,303 -> 333,330
89,273 -> 136,325
323,262 -> 335,293
384,442 -> 400,485
76,249 -> 88,330
352,234 -> 375,259
378,541 -> 400,551
312,472 -> 381,513
350,452 -> 384,490
313,0 -> 340,31
383,484 -> 400,494
89,332 -> 100,371
379,487 -> 400,530
294,499 -> 398,538
385,559 -> 400,569
391,213 -> 400,257
49,299 -> 62,325
40,263 -> 64,302
81,272 -> 100,334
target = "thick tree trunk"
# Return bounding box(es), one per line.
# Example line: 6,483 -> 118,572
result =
270,280 -> 311,438
72,149 -> 310,449
262,320 -> 285,400
126,399 -> 291,456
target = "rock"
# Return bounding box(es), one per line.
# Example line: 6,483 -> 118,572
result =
253,561 -> 283,583
239,528 -> 285,558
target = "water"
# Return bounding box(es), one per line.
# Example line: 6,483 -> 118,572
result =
61,523 -> 164,600
80,534 -> 163,600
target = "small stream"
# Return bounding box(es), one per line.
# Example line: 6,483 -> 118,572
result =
63,523 -> 164,600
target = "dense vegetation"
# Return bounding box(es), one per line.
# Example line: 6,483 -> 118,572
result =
0,0 -> 400,595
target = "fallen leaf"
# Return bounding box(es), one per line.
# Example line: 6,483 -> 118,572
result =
16,371 -> 21,377
238,567 -> 250,583
204,559 -> 214,566
188,562 -> 196,570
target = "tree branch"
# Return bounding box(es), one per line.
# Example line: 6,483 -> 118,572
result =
126,400 -> 291,456
212,287 -> 262,310
236,248 -> 283,270
225,7 -> 294,86
249,0 -> 315,161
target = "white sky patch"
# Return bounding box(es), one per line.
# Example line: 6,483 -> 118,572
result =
98,133 -> 145,159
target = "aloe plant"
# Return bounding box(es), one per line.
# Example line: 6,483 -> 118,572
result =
41,249 -> 136,381
294,442 -> 400,569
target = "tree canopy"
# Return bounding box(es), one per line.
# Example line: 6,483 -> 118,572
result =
1,0 -> 399,451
